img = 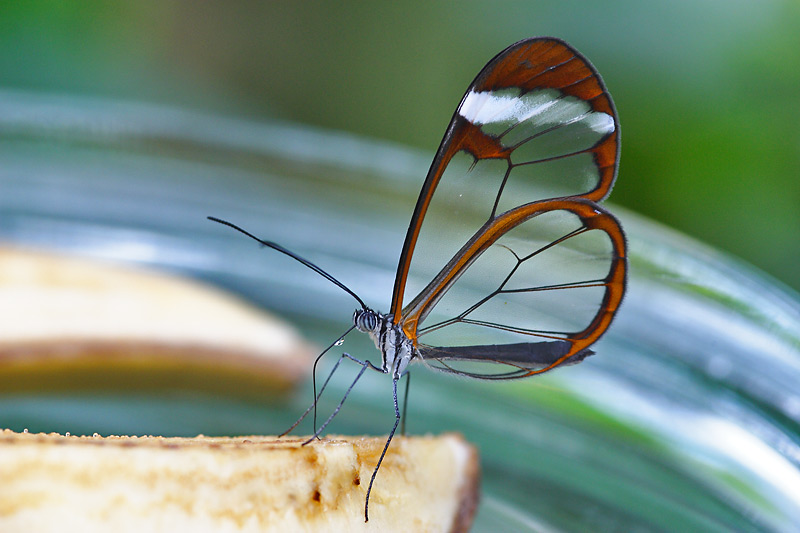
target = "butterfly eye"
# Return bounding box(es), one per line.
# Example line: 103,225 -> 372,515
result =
354,309 -> 378,332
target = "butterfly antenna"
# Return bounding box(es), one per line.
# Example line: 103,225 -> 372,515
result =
208,216 -> 368,310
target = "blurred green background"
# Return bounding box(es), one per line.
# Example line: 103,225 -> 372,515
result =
1,0 -> 798,291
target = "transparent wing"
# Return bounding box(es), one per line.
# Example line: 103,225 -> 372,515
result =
390,37 -> 620,320
407,199 -> 626,379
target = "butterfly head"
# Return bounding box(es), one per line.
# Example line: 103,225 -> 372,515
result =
353,308 -> 417,377
353,308 -> 380,334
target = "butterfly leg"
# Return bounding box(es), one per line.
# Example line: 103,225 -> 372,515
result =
279,352 -> 349,438
302,353 -> 382,445
280,325 -> 359,438
363,375 -> 401,522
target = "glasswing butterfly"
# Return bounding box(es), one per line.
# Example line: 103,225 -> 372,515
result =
210,36 -> 626,521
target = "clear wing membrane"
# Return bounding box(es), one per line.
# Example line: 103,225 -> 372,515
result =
390,38 -> 625,379
413,201 -> 625,379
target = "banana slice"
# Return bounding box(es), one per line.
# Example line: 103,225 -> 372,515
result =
0,430 -> 479,532
0,247 -> 311,397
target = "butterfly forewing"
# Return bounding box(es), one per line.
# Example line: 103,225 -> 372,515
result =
390,37 -> 625,378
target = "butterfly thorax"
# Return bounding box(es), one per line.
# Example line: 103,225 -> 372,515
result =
353,308 -> 418,379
